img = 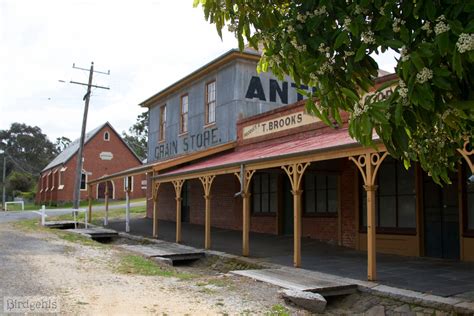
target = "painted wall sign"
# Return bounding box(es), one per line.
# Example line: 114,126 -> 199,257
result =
360,86 -> 395,104
155,127 -> 221,160
245,76 -> 316,103
242,111 -> 320,140
99,152 -> 114,160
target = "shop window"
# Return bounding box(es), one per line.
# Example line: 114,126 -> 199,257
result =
159,104 -> 166,141
252,172 -> 278,214
303,174 -> 338,215
360,157 -> 416,233
104,131 -> 110,141
205,81 -> 216,124
80,172 -> 87,191
181,94 -> 189,134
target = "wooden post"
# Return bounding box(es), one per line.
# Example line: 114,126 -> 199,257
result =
199,175 -> 215,250
87,184 -> 92,223
152,182 -> 160,238
235,169 -> 255,257
173,180 -> 184,243
349,152 -> 387,281
125,188 -> 131,233
282,163 -> 310,268
104,182 -> 109,226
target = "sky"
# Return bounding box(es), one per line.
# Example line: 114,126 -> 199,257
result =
0,0 -> 398,143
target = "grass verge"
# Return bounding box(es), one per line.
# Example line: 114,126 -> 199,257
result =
116,254 -> 195,280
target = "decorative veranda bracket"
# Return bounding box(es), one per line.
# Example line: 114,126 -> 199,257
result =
458,139 -> 474,173
199,175 -> 216,197
282,162 -> 311,191
152,181 -> 161,201
172,179 -> 185,199
234,169 -> 256,193
349,152 -> 388,186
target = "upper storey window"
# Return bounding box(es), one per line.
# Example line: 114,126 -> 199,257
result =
159,104 -> 166,141
104,131 -> 110,141
205,81 -> 216,124
181,94 -> 189,134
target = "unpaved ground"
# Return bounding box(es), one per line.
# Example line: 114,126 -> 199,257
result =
0,222 -> 458,315
0,222 -> 300,315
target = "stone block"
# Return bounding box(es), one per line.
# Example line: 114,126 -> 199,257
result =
280,289 -> 327,313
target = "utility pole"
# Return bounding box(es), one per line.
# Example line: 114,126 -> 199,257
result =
1,152 -> 5,211
70,62 -> 110,211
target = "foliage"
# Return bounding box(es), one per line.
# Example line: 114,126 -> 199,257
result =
122,110 -> 149,161
55,136 -> 72,153
0,123 -> 58,177
195,0 -> 474,183
7,171 -> 35,197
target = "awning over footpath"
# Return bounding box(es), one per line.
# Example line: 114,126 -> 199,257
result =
155,127 -> 375,182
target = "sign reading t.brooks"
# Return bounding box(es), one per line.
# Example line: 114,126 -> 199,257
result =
243,111 -> 320,140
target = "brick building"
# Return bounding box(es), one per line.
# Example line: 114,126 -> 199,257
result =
90,49 -> 474,280
37,122 -> 145,205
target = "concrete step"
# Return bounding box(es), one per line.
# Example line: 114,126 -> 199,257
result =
232,268 -> 357,297
118,243 -> 205,266
44,221 -> 78,229
65,227 -> 119,240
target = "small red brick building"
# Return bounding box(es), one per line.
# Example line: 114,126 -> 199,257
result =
36,122 -> 145,205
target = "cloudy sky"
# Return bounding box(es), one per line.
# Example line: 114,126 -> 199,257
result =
0,0 -> 397,143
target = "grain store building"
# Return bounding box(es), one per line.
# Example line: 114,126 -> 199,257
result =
37,122 -> 146,205
89,49 -> 474,281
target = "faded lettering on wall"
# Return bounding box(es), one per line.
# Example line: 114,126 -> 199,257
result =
155,127 -> 220,160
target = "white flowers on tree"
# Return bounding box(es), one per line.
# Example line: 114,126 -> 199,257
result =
196,0 -> 474,184
456,33 -> 474,54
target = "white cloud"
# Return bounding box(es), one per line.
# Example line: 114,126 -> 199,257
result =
1,0 -> 397,142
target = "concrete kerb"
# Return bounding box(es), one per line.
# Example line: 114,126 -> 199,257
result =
113,232 -> 474,314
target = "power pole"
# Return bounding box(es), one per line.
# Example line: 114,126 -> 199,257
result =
2,153 -> 6,211
70,62 -> 110,211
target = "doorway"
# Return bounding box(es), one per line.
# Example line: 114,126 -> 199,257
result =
423,173 -> 460,259
97,181 -> 114,199
181,181 -> 190,223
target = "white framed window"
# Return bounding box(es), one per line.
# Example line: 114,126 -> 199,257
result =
180,94 -> 189,134
80,172 -> 87,191
124,176 -> 134,192
58,167 -> 66,190
205,80 -> 216,124
104,131 -> 110,141
159,105 -> 166,141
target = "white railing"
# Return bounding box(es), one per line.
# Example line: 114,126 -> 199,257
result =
5,201 -> 24,211
39,205 -> 88,229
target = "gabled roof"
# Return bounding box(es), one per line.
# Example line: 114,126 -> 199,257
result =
42,122 -> 142,172
139,48 -> 261,108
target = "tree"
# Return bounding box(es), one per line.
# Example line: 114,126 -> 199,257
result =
0,123 -> 59,178
195,0 -> 474,183
55,136 -> 72,153
7,171 -> 34,195
122,110 -> 149,161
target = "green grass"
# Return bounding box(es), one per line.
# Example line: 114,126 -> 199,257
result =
45,205 -> 147,223
13,218 -> 106,247
267,304 -> 290,316
115,254 -> 195,279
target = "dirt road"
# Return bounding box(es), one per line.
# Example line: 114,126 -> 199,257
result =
0,222 -> 297,315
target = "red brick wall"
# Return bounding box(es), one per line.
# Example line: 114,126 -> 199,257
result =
340,160 -> 358,249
